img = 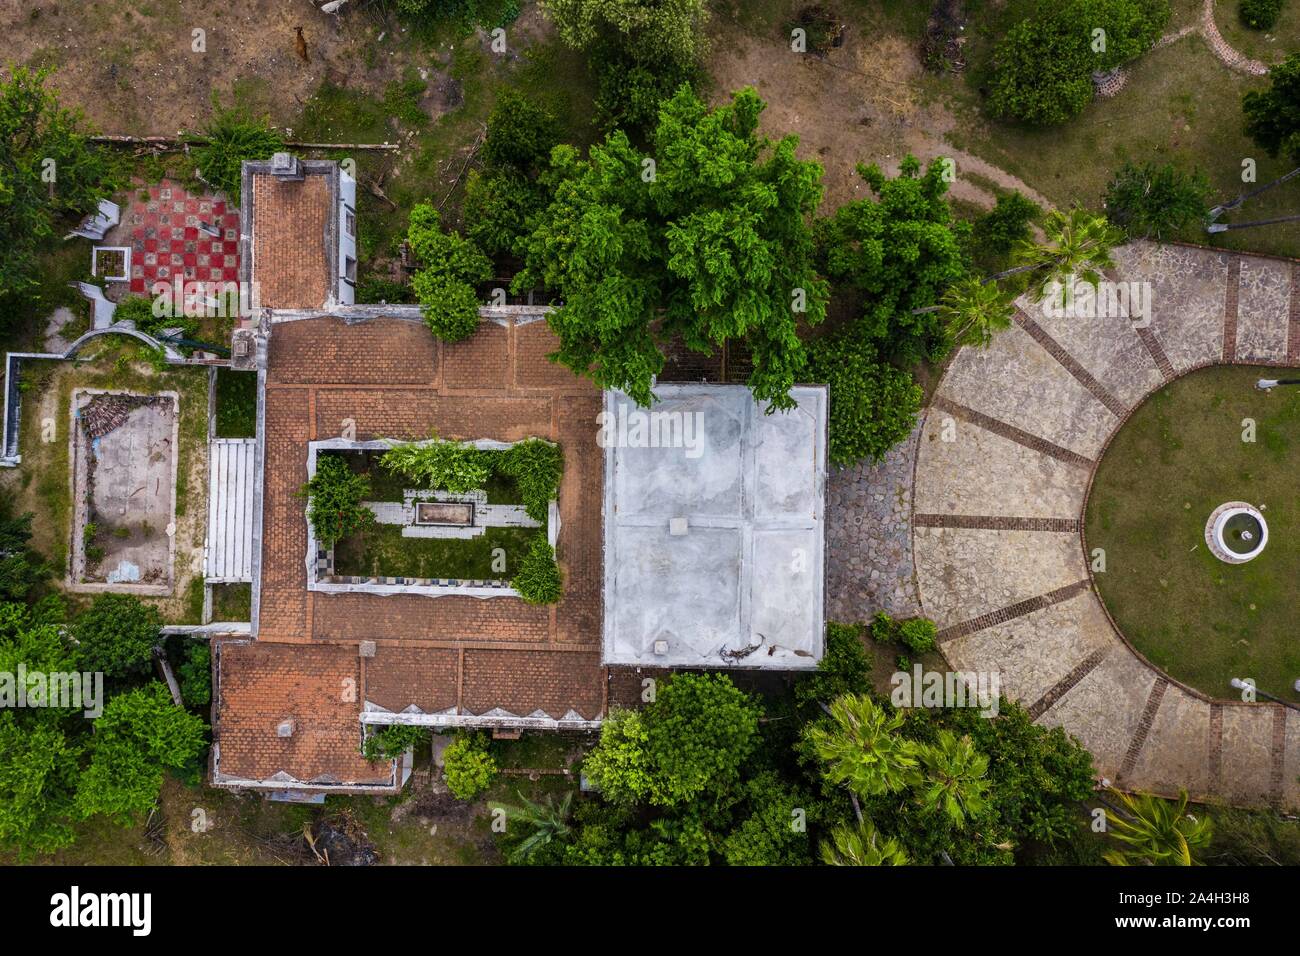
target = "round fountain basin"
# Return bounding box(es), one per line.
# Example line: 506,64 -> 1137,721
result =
1206,502 -> 1268,564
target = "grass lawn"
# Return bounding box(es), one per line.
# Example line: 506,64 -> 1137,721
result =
211,582 -> 252,621
334,524 -> 536,581
214,367 -> 257,438
1085,365 -> 1300,703
1212,0 -> 1300,66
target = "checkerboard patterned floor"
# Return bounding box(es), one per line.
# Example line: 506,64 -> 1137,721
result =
123,180 -> 240,295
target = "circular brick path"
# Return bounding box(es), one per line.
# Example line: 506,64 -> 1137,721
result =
911,240 -> 1299,810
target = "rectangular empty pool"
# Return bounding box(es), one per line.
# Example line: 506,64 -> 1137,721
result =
415,501 -> 474,526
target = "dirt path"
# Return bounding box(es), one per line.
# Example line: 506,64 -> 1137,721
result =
3,0 -> 431,135
707,29 -> 1052,214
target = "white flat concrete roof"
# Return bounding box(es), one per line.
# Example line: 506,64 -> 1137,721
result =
601,383 -> 827,669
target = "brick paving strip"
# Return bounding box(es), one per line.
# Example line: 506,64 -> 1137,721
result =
1014,311 -> 1129,417
1270,706 -> 1288,806
930,395 -> 1095,469
1208,703 -> 1224,792
1117,677 -> 1169,785
1135,325 -> 1176,380
1027,647 -> 1110,721
936,579 -> 1092,644
1289,262 -> 1300,363
1222,257 -> 1240,362
913,514 -> 1080,532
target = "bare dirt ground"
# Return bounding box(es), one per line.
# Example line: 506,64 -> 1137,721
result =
707,24 -> 1051,214
3,0 -> 438,135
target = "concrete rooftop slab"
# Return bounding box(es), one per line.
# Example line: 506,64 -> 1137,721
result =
601,384 -> 827,669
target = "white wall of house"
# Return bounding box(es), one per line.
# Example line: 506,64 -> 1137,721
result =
338,168 -> 357,306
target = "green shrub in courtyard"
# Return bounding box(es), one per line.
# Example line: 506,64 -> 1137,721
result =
497,438 -> 562,522
73,594 -> 161,679
381,434 -> 492,494
443,731 -> 498,800
1103,161 -> 1211,240
362,723 -> 431,761
300,454 -> 374,547
513,533 -> 562,604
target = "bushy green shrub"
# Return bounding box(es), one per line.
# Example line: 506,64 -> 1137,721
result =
1240,0 -> 1285,29
407,203 -> 493,342
443,731 -> 497,800
380,435 -> 492,494
112,295 -> 198,341
497,439 -> 562,522
300,453 -> 374,546
73,594 -> 161,678
482,88 -> 561,174
803,333 -> 922,467
986,0 -> 1169,126
188,103 -> 284,203
178,643 -> 211,708
898,617 -> 938,654
796,621 -> 873,708
970,191 -> 1041,267
513,533 -> 562,604
1103,161 -> 1211,239
362,723 -> 430,761
356,276 -> 415,304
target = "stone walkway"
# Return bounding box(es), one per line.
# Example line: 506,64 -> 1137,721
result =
825,425 -> 921,623
911,240 -> 1300,810
1097,2 -> 1268,100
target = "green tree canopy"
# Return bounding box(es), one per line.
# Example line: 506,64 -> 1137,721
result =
986,0 -> 1170,126
518,85 -> 828,411
583,672 -> 762,807
75,682 -> 208,823
72,594 -> 161,679
0,713 -> 81,857
0,66 -> 114,311
407,203 -> 493,342
301,453 -> 375,547
1103,160 -> 1211,239
817,155 -> 970,365
1243,53 -> 1300,165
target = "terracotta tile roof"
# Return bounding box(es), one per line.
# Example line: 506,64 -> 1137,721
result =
251,172 -> 333,310
214,639 -> 392,788
214,315 -> 607,787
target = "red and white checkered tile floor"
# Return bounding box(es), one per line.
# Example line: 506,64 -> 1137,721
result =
123,180 -> 240,296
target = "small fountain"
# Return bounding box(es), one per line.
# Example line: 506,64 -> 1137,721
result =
1205,502 -> 1269,564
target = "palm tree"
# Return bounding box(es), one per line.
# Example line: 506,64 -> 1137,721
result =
496,791 -> 574,864
915,730 -> 992,828
1102,788 -> 1213,866
820,819 -> 910,866
1008,206 -> 1122,308
936,276 -> 1015,348
806,694 -> 920,799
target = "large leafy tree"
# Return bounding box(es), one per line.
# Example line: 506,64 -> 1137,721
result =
1243,53 -> 1300,165
518,85 -> 828,411
541,0 -> 708,132
1103,161 -> 1211,240
75,682 -> 208,824
301,453 -> 375,547
0,494 -> 48,603
817,155 -> 970,366
0,66 -> 114,310
803,332 -> 922,467
407,203 -> 493,342
0,713 -> 81,857
72,594 -> 161,679
583,672 -> 761,807
986,0 -> 1169,126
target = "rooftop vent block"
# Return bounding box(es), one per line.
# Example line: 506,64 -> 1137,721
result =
359,640 -> 376,658
276,719 -> 295,738
668,516 -> 688,536
270,152 -> 302,180
653,639 -> 669,656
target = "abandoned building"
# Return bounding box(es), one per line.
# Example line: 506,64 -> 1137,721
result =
8,154 -> 827,797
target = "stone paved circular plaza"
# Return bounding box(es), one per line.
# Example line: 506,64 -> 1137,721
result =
905,240 -> 1300,810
